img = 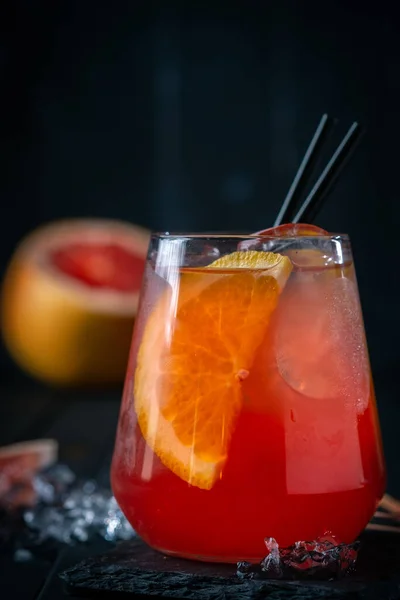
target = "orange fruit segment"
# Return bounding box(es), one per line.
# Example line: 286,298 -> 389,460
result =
134,251 -> 292,490
208,250 -> 293,289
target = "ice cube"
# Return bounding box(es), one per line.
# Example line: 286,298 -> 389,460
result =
261,537 -> 283,578
15,464 -> 136,545
236,561 -> 256,579
274,276 -> 370,413
82,480 -> 97,495
237,534 -> 359,580
33,475 -> 55,504
274,276 -> 368,493
14,548 -> 33,562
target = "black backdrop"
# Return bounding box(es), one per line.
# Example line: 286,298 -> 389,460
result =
1,1 -> 400,490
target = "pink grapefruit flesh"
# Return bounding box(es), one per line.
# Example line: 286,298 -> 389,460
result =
1,219 -> 150,386
255,223 -> 329,237
51,243 -> 145,292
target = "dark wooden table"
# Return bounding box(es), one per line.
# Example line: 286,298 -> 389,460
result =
1,370 -> 400,600
0,375 -> 123,599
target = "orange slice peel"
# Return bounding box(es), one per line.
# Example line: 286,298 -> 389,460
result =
134,250 -> 292,490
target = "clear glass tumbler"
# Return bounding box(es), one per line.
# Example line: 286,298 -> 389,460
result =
111,233 -> 386,562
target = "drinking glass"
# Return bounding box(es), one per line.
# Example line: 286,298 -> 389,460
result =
111,233 -> 386,563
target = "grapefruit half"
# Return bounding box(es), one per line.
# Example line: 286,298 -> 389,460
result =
1,219 -> 150,386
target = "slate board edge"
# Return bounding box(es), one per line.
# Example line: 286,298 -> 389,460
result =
58,556 -> 400,600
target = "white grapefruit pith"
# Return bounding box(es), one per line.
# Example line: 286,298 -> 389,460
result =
1,219 -> 150,386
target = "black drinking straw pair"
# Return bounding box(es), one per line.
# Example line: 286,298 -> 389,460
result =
274,114 -> 362,227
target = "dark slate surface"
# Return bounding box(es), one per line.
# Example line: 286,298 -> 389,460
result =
0,379 -> 122,599
60,532 -> 400,599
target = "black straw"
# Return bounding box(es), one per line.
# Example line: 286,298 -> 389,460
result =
291,121 -> 362,224
273,114 -> 334,227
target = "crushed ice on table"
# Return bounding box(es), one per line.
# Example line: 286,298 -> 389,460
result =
237,533 -> 360,580
14,548 -> 33,562
1,463 -> 135,547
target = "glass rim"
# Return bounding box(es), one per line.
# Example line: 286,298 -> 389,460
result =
151,231 -> 350,242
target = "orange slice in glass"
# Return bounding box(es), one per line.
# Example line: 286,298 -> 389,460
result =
134,251 -> 292,490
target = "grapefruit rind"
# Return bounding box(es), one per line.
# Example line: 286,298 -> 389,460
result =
208,251 -> 292,288
238,224 -> 329,251
9,219 -> 150,314
134,251 -> 293,490
254,223 -> 329,237
0,439 -> 58,469
1,219 -> 150,386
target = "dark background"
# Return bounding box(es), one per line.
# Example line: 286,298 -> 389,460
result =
0,1 -> 399,490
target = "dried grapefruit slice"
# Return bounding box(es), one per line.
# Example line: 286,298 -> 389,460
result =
0,439 -> 58,477
134,251 -> 292,490
0,439 -> 58,501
